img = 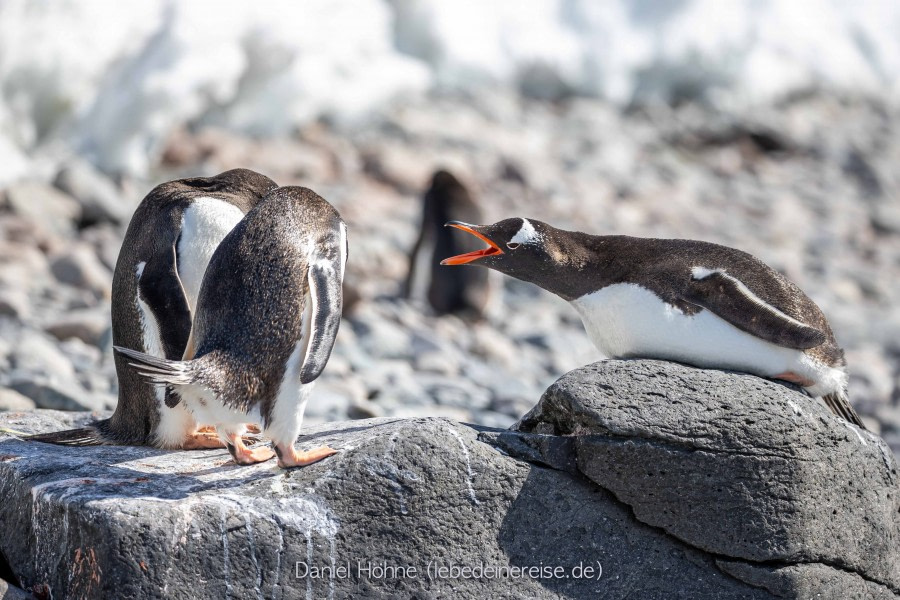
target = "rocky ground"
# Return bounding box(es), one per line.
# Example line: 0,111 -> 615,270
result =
0,89 -> 898,455
2,361 -> 897,598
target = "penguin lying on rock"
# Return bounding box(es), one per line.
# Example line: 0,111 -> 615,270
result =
116,186 -> 346,468
442,218 -> 865,428
28,169 -> 278,448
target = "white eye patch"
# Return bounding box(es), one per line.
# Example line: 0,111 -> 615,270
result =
510,218 -> 540,245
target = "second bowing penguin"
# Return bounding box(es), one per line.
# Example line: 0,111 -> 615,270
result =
117,186 -> 348,467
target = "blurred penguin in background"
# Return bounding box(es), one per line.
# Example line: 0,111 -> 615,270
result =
403,170 -> 490,319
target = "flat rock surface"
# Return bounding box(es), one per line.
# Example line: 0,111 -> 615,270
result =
515,359 -> 900,597
0,409 -> 797,600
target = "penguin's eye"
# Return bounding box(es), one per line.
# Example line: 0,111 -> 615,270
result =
506,242 -> 520,250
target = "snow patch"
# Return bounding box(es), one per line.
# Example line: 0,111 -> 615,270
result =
2,0 -> 900,175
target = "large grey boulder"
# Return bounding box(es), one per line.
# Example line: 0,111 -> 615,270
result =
1,359 -> 897,599
0,409 -> 789,600
515,359 -> 900,597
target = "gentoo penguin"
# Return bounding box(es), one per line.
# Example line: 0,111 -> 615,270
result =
402,170 -> 490,318
115,186 -> 346,467
442,218 -> 865,428
28,169 -> 278,448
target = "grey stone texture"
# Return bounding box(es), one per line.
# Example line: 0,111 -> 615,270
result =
0,361 -> 897,598
515,359 -> 900,597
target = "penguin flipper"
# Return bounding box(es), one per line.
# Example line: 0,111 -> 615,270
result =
299,262 -> 343,384
137,244 -> 192,361
685,269 -> 827,350
26,424 -> 108,446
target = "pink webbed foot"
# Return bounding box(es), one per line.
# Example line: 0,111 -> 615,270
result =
273,444 -> 337,469
180,431 -> 226,450
223,431 -> 276,465
774,372 -> 815,387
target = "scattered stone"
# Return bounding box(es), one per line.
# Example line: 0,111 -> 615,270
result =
4,181 -> 81,237
1,90 -> 900,461
347,397 -> 385,419
0,289 -> 30,320
79,223 -> 125,272
49,245 -> 113,299
303,382 -> 352,422
0,388 -> 36,412
7,379 -> 104,412
44,309 -> 109,346
53,160 -> 130,226
846,346 -> 896,415
351,315 -> 414,360
414,349 -> 459,375
7,330 -> 78,382
362,142 -> 435,193
872,203 -> 900,235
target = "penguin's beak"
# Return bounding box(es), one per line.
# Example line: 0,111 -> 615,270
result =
440,221 -> 504,265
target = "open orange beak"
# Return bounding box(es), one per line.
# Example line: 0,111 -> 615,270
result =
440,221 -> 504,265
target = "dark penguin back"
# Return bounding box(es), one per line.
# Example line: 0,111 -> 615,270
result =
188,186 -> 345,426
108,169 -> 277,443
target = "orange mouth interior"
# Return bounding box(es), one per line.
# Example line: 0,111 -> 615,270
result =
440,223 -> 504,265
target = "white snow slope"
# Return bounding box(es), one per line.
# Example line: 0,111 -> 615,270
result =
1,0 -> 898,179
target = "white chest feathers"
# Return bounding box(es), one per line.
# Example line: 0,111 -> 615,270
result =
177,197 -> 246,309
569,283 -> 821,382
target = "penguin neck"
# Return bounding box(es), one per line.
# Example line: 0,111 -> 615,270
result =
530,232 -> 632,301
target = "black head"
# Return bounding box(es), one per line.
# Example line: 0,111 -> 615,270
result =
430,169 -> 463,191
440,218 -> 557,284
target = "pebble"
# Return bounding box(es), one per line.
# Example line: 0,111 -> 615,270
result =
347,397 -> 385,420
0,240 -> 51,299
350,315 -> 414,360
8,378 -> 105,412
49,244 -> 113,299
5,181 -> 81,237
414,350 -> 460,376
45,308 -> 110,346
846,346 -> 895,414
0,288 -> 30,320
8,329 -> 79,382
54,159 -> 132,226
871,203 -> 900,235
80,224 -> 125,271
0,388 -> 36,412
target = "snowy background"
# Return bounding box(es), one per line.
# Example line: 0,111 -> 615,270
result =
3,0 -> 900,178
1,0 -> 899,454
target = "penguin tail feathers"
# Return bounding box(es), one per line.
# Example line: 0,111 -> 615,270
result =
114,346 -> 194,387
25,419 -> 112,446
822,389 -> 866,430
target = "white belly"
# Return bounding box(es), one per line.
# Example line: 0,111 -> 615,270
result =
177,293 -> 314,443
569,283 -> 845,396
134,263 -> 197,447
265,292 -> 314,446
177,197 -> 246,310
176,385 -> 256,435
